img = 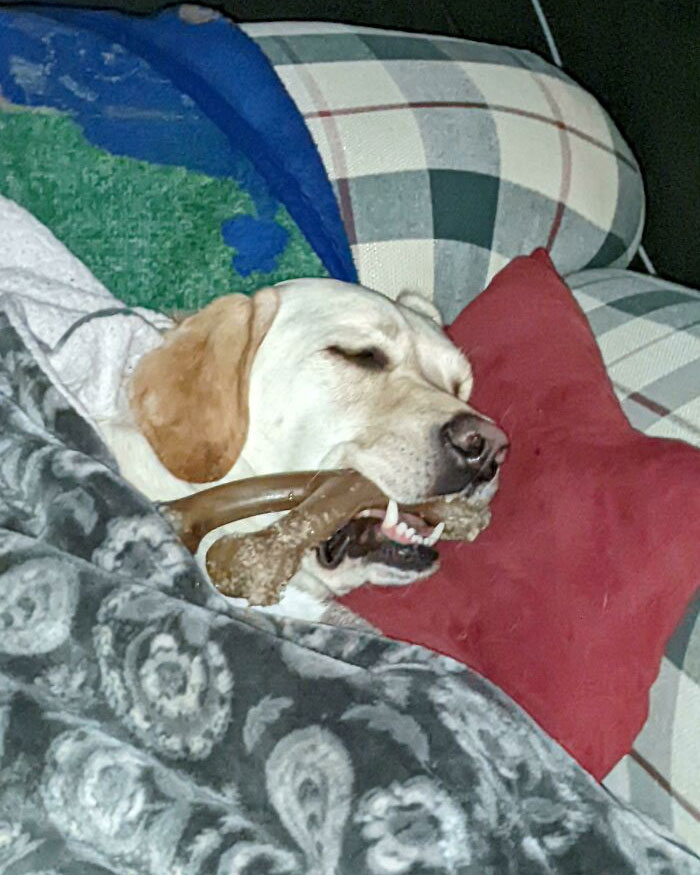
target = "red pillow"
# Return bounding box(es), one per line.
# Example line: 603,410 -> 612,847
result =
342,249 -> 700,780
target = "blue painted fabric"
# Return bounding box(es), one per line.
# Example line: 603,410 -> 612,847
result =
0,6 -> 356,301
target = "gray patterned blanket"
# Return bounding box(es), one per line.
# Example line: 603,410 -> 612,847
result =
0,311 -> 698,875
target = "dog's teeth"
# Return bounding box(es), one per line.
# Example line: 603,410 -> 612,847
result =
396,521 -> 408,536
404,526 -> 416,540
411,533 -> 424,545
382,499 -> 399,530
425,522 -> 445,546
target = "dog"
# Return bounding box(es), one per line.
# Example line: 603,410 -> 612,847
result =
100,278 -> 507,622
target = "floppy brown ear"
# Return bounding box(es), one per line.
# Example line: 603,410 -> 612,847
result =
130,288 -> 279,483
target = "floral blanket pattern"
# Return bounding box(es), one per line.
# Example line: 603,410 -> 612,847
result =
0,312 -> 699,874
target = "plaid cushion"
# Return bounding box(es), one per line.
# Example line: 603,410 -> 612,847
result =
569,269 -> 700,448
243,21 -> 645,319
568,268 -> 700,854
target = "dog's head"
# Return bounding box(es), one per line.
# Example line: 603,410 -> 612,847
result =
131,279 -> 507,593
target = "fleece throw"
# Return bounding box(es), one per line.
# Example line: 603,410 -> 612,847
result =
1,299 -> 700,874
0,195 -> 168,428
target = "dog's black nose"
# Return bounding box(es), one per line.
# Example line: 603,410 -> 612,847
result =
436,412 -> 508,494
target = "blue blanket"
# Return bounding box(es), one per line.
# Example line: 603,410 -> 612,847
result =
0,6 -> 356,309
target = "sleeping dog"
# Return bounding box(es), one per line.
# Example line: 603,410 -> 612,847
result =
100,278 -> 507,620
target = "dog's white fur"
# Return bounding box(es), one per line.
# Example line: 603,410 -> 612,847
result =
100,278 -> 489,621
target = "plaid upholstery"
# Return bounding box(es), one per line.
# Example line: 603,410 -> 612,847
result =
569,270 -> 700,448
568,269 -> 700,854
247,21 -> 695,850
243,21 -> 645,319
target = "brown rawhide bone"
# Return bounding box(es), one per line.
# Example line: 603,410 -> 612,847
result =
415,493 -> 491,542
161,470 -> 490,606
161,470 -> 489,552
159,470 -> 341,553
206,471 -> 392,605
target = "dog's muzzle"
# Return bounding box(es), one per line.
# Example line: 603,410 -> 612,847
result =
315,413 -> 508,575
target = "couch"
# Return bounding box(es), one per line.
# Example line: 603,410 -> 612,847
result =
0,4 -> 697,870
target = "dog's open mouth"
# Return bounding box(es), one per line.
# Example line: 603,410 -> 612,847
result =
316,501 -> 441,572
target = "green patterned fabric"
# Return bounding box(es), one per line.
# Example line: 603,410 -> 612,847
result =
0,107 -> 325,312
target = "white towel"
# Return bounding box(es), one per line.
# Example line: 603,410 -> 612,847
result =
0,196 -> 171,426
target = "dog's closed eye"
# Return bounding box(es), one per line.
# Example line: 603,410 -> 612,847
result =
327,345 -> 389,371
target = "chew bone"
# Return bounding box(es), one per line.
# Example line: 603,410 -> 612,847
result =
205,471 -> 388,605
159,470 -> 341,553
161,470 -> 492,606
413,494 -> 492,542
